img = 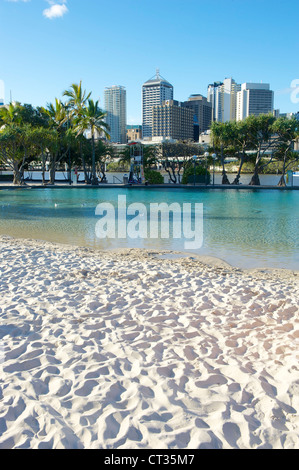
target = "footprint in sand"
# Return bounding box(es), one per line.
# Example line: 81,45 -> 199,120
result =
106,382 -> 126,402
103,413 -> 121,440
157,366 -> 175,378
222,422 -> 241,448
195,375 -> 228,388
74,380 -> 98,397
127,426 -> 143,442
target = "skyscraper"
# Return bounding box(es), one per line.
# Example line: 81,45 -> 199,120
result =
142,70 -> 173,139
207,78 -> 241,122
182,95 -> 212,138
104,86 -> 127,143
152,100 -> 194,141
207,81 -> 223,122
236,83 -> 274,121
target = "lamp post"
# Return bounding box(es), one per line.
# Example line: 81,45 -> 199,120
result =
212,153 -> 217,186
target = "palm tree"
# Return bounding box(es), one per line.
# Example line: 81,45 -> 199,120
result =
0,102 -> 22,127
45,98 -> 67,128
42,99 -> 70,184
63,81 -> 91,117
63,82 -> 92,183
73,99 -> 110,185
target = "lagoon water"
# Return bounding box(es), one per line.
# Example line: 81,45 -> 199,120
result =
0,187 -> 298,270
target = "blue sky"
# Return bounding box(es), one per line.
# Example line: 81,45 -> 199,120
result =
0,0 -> 298,123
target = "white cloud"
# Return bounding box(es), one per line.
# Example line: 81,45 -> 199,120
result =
6,0 -> 69,20
43,1 -> 68,19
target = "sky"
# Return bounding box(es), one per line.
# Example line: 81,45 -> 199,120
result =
0,0 -> 298,124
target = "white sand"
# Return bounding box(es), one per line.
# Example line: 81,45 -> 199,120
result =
0,235 -> 298,449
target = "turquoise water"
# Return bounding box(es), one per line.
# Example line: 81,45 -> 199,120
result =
0,187 -> 298,269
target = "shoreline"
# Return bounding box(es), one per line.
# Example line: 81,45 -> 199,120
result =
0,236 -> 299,449
1,234 -> 299,276
0,182 -> 299,191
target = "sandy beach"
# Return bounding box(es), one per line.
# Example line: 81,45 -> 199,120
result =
0,235 -> 298,449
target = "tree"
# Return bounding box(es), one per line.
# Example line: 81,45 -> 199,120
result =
18,104 -> 50,128
95,140 -> 112,183
160,141 -> 203,184
0,125 -> 32,185
182,164 -> 211,185
143,145 -> 159,169
28,127 -> 59,185
211,121 -> 237,184
45,98 -> 68,128
144,169 -> 164,184
63,81 -> 91,114
73,99 -> 110,185
0,103 -> 53,185
247,114 -> 277,185
230,119 -> 256,185
43,99 -> 70,184
63,81 -> 92,183
0,102 -> 23,127
272,117 -> 299,186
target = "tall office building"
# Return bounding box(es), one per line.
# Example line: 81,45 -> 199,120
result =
207,81 -> 223,122
152,100 -> 194,141
207,78 -> 241,122
142,70 -> 173,139
104,86 -> 127,143
237,83 -> 274,121
182,94 -> 212,138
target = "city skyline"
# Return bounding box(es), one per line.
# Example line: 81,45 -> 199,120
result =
0,0 -> 298,124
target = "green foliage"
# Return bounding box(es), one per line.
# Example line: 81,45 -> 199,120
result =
144,169 -> 164,184
211,114 -> 299,185
182,164 -> 211,185
107,161 -> 130,172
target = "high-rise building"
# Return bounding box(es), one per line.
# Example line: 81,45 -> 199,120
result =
207,81 -> 223,122
207,78 -> 241,122
104,86 -> 127,143
152,100 -> 194,141
182,95 -> 212,138
236,83 -> 274,121
142,70 -> 173,139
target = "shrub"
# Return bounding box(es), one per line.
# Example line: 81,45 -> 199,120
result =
107,161 -> 130,172
182,165 -> 211,184
144,169 -> 164,184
